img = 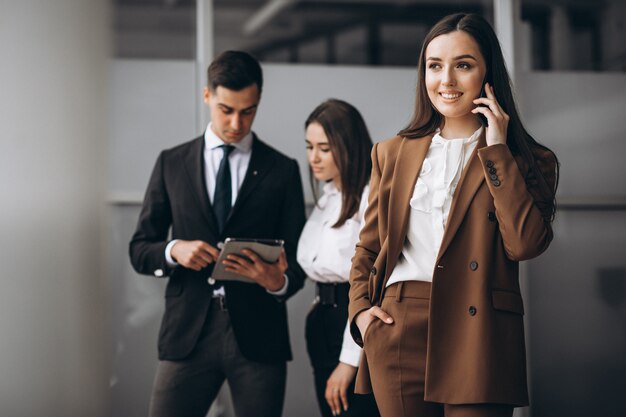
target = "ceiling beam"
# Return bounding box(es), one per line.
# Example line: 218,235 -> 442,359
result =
243,0 -> 296,36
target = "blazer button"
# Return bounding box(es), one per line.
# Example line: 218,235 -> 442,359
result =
488,167 -> 497,175
469,306 -> 477,316
154,268 -> 164,277
487,211 -> 496,222
469,261 -> 478,271
490,174 -> 498,181
486,160 -> 494,168
493,180 -> 501,187
370,267 -> 377,275
207,277 -> 216,285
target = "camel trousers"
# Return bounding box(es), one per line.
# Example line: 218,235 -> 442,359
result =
362,281 -> 513,417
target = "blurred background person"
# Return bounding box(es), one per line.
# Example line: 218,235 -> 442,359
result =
129,51 -> 306,417
298,99 -> 380,417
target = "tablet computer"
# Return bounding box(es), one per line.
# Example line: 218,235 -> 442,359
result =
211,238 -> 284,283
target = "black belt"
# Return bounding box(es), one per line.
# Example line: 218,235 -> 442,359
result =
315,282 -> 350,307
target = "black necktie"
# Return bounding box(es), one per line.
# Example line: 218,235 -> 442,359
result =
213,145 -> 235,233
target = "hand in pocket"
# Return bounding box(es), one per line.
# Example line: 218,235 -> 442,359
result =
356,306 -> 394,341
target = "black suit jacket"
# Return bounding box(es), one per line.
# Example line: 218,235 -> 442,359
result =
129,134 -> 306,363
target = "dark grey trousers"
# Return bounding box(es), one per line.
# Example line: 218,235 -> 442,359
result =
148,301 -> 287,417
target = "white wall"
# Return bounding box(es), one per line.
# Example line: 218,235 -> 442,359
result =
0,1 -> 110,416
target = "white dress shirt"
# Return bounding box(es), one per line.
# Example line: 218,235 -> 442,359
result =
297,182 -> 369,367
165,122 -> 287,295
203,123 -> 253,206
387,126 -> 483,286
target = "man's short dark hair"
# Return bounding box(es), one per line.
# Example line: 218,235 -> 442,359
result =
207,50 -> 263,93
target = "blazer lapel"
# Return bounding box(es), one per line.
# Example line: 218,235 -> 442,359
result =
436,130 -> 487,262
181,136 -> 219,234
386,136 -> 432,276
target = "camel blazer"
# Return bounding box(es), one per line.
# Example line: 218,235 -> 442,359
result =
348,130 -> 557,406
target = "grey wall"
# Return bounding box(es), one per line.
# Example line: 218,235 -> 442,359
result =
518,72 -> 626,197
0,1 -> 111,416
109,60 -> 198,199
518,72 -> 626,417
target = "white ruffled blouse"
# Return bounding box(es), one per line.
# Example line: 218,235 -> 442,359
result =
387,126 -> 482,286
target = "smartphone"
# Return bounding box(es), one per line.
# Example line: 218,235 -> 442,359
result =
477,83 -> 488,126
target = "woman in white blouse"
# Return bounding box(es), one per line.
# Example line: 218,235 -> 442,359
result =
348,14 -> 559,417
298,99 -> 380,417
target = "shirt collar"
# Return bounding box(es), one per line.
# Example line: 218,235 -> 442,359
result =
322,181 -> 340,196
317,181 -> 341,209
204,122 -> 254,153
432,125 -> 483,145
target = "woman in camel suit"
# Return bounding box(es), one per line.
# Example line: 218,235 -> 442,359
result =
348,13 -> 559,417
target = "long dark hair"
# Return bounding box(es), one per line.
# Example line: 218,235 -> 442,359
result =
399,13 -> 558,220
305,99 -> 373,228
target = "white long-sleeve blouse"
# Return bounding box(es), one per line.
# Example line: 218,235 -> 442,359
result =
297,182 -> 369,367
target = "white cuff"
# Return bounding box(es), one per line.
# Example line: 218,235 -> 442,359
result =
266,274 -> 289,296
164,239 -> 179,267
338,321 -> 362,367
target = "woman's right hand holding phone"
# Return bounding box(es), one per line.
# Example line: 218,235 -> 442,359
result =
356,306 -> 394,340
472,82 -> 509,147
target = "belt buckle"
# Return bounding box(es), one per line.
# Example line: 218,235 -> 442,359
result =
317,284 -> 338,307
213,294 -> 228,312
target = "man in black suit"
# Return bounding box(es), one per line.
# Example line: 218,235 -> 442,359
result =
129,51 -> 306,417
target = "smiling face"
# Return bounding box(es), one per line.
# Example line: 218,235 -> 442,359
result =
425,30 -> 486,134
305,122 -> 341,187
204,84 -> 260,144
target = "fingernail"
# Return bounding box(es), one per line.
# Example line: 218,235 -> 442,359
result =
386,318 -> 393,323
